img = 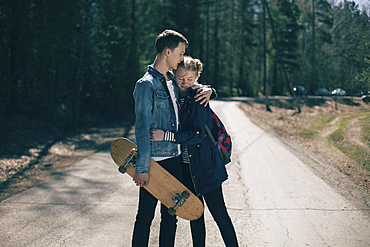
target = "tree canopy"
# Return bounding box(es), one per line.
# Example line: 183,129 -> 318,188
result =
0,0 -> 369,131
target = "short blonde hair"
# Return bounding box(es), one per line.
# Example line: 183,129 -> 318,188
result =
177,56 -> 203,78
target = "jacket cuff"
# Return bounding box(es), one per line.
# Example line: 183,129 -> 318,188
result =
135,167 -> 150,174
164,131 -> 176,142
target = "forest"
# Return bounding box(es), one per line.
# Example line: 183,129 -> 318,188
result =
0,0 -> 369,135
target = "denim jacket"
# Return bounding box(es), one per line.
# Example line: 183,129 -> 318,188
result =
133,65 -> 180,173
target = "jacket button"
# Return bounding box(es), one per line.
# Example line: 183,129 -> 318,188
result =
172,123 -> 175,127
197,145 -> 200,147
196,131 -> 199,134
172,153 -> 175,156
189,155 -> 192,158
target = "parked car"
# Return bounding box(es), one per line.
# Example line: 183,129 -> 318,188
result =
361,91 -> 370,103
315,88 -> 331,96
331,88 -> 346,96
293,86 -> 308,96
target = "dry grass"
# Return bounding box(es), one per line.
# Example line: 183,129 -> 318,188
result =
239,96 -> 370,192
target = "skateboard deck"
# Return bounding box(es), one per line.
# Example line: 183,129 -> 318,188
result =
110,138 -> 204,221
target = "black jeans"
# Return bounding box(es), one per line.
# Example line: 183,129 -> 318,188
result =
132,156 -> 183,247
182,163 -> 239,247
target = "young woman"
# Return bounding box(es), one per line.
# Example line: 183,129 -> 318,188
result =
150,56 -> 238,247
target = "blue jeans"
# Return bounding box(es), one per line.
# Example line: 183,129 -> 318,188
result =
132,156 -> 183,247
182,163 -> 239,247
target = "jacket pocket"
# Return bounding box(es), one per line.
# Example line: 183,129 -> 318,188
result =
154,90 -> 168,109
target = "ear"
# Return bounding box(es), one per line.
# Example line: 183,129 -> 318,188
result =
164,48 -> 171,56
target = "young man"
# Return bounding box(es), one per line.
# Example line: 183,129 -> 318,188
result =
132,30 -> 212,247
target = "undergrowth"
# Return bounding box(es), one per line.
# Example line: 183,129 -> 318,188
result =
328,113 -> 370,171
299,113 -> 336,139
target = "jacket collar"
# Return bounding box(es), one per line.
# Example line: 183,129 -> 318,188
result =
148,65 -> 174,82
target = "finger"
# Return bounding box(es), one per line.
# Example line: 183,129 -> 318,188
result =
195,91 -> 205,98
196,94 -> 206,102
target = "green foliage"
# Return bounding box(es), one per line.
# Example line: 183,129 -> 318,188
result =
0,0 -> 138,131
0,0 -> 369,132
356,55 -> 370,90
331,0 -> 370,95
269,0 -> 302,95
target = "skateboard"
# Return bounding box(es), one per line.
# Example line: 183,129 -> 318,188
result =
110,138 -> 204,221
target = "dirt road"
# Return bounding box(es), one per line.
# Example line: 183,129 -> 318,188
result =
0,100 -> 369,246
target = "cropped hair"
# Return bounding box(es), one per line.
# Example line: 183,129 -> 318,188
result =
155,30 -> 189,54
177,56 -> 203,78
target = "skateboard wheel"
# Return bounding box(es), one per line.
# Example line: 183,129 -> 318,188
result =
181,191 -> 190,199
168,207 -> 176,216
118,166 -> 127,174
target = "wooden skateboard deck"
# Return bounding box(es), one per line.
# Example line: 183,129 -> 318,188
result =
110,138 -> 204,221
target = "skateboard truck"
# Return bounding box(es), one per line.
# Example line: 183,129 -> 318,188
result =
118,148 -> 138,174
168,191 -> 190,216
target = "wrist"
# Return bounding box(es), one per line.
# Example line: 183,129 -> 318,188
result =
164,131 -> 175,142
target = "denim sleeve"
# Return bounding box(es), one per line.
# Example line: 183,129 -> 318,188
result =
197,84 -> 217,100
174,101 -> 207,145
133,81 -> 152,174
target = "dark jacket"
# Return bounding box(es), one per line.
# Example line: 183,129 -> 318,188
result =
174,85 -> 228,196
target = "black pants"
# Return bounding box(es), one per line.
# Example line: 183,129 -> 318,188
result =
132,156 -> 183,247
182,163 -> 239,247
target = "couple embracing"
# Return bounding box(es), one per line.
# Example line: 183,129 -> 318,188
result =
131,29 -> 238,247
